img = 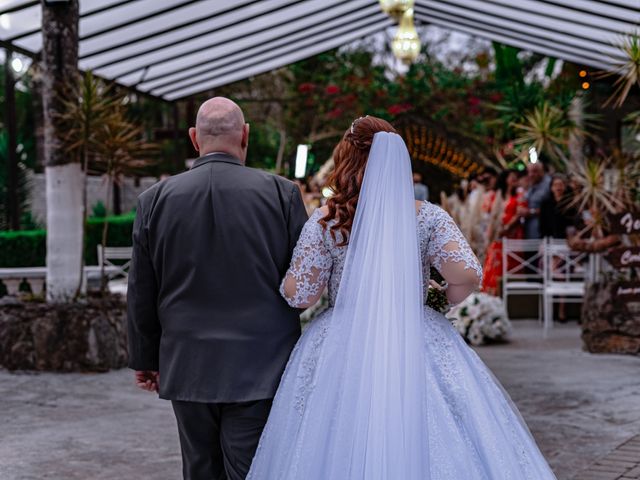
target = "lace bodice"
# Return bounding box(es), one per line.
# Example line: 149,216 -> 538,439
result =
280,201 -> 482,308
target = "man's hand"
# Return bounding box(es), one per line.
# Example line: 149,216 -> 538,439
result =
135,370 -> 160,393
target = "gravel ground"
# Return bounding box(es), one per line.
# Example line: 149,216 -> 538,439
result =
0,320 -> 638,480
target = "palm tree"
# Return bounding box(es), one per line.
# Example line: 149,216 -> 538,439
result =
41,0 -> 81,303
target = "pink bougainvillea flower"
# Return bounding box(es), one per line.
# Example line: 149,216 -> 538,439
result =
468,96 -> 481,106
325,84 -> 341,95
298,82 -> 316,93
387,103 -> 413,116
326,107 -> 343,119
334,93 -> 357,105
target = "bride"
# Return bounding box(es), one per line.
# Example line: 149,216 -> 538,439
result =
248,116 -> 556,479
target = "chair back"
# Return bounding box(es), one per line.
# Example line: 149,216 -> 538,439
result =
97,245 -> 133,278
543,239 -> 589,284
502,238 -> 545,282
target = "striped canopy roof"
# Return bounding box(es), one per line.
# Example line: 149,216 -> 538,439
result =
1,0 -> 637,101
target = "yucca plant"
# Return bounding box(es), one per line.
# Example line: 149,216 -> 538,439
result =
511,102 -> 576,166
565,153 -> 638,239
602,32 -> 640,108
624,110 -> 640,156
58,71 -> 122,172
56,71 -> 157,294
53,71 -> 123,297
609,148 -> 640,207
94,117 -> 156,292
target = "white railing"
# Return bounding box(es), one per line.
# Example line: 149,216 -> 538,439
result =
0,266 -> 124,296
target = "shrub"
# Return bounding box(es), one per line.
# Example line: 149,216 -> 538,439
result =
91,201 -> 107,218
0,229 -> 46,267
84,212 -> 135,265
0,212 -> 135,267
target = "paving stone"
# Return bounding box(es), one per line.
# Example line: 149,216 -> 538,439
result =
1,320 -> 639,480
579,471 -> 627,480
597,459 -> 638,469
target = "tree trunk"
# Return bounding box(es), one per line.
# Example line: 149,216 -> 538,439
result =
112,179 -> 122,215
100,174 -> 112,295
568,95 -> 584,164
31,71 -> 46,171
42,0 -> 81,303
275,129 -> 286,174
581,282 -> 640,355
45,162 -> 84,302
4,50 -> 20,230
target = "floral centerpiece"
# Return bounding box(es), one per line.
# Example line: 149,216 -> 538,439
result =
446,293 -> 512,346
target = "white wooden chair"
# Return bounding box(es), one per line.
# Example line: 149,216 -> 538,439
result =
502,238 -> 545,322
97,245 -> 133,280
542,238 -> 589,336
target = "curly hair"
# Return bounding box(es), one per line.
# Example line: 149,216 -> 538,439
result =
320,116 -> 397,246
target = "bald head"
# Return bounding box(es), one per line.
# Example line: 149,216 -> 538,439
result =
527,162 -> 545,184
189,97 -> 250,162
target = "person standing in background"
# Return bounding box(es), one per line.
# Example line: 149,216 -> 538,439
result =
413,172 -> 429,201
476,167 -> 499,264
540,174 -> 579,322
540,174 -> 577,239
520,162 -> 551,239
482,169 -> 527,296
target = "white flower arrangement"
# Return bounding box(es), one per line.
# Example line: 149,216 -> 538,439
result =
447,293 -> 512,346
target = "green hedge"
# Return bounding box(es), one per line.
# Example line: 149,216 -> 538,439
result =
0,229 -> 47,267
0,213 -> 135,268
84,212 -> 136,265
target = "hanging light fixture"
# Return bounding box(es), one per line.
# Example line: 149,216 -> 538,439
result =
379,0 -> 414,19
392,8 -> 421,64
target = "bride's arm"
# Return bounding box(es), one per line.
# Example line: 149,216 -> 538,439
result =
428,206 -> 482,305
281,211 -> 333,309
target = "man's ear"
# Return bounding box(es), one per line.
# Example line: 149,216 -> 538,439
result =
189,127 -> 200,153
241,123 -> 250,149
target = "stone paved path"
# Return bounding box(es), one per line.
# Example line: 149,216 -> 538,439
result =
575,436 -> 640,480
0,321 -> 638,479
477,322 -> 640,480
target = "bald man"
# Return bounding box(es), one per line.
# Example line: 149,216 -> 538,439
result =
127,97 -> 308,480
522,162 -> 551,239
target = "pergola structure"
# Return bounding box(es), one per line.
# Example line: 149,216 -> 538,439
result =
1,0 -> 638,228
1,0 -> 638,102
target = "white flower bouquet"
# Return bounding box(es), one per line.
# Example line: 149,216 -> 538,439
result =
447,293 -> 512,346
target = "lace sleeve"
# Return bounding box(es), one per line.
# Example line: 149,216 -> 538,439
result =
280,210 -> 333,308
427,205 -> 482,286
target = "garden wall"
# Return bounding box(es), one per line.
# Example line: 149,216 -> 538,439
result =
26,171 -> 158,226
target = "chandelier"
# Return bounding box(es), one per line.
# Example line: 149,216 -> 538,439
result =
379,0 -> 414,19
391,8 -> 421,64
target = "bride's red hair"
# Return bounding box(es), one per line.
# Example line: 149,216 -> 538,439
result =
320,116 -> 396,246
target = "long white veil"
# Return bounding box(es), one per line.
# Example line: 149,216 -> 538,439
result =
294,131 -> 430,478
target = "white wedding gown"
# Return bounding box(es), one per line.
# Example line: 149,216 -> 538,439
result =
248,133 -> 556,479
